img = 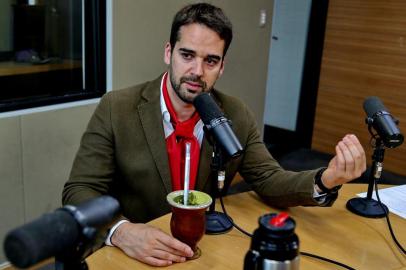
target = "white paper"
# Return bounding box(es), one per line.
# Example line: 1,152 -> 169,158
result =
357,185 -> 406,219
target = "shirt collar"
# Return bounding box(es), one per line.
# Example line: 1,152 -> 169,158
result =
160,72 -> 173,138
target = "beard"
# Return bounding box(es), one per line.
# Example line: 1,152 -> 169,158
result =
169,66 -> 210,104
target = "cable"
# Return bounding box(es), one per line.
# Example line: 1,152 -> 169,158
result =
218,194 -> 357,269
374,181 -> 406,254
219,196 -> 252,237
300,252 -> 356,270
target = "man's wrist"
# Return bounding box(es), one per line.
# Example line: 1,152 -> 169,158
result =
314,168 -> 342,194
105,219 -> 129,246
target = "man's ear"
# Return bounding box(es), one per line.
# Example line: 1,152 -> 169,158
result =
164,42 -> 172,65
218,58 -> 226,77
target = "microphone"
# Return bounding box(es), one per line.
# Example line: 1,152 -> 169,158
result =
4,195 -> 120,269
193,92 -> 243,158
363,97 -> 404,148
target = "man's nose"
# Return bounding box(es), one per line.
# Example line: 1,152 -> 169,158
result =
191,59 -> 204,77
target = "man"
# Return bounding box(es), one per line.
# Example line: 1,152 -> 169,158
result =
63,3 -> 366,267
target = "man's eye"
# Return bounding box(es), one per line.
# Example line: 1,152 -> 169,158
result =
181,53 -> 193,60
206,58 -> 219,66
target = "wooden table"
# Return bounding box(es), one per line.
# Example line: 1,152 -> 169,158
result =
86,184 -> 406,269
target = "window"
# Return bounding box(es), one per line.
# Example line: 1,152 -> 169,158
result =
0,0 -> 106,112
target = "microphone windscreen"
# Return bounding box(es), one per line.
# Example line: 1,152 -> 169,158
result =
363,96 -> 388,117
193,93 -> 224,125
71,195 -> 120,228
4,210 -> 79,268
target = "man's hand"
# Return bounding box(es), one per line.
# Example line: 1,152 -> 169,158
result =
111,222 -> 194,266
321,134 -> 367,189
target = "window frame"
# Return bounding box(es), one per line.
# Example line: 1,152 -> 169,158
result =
0,0 -> 106,113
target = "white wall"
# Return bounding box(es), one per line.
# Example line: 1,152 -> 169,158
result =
264,0 -> 312,131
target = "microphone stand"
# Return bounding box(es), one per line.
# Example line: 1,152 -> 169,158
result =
205,139 -> 233,234
346,137 -> 389,218
37,245 -> 90,270
53,241 -> 90,270
54,259 -> 88,270
39,223 -> 97,270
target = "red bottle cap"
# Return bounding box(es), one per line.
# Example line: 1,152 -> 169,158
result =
270,212 -> 289,227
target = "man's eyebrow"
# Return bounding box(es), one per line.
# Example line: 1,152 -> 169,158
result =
207,54 -> 222,61
179,48 -> 196,54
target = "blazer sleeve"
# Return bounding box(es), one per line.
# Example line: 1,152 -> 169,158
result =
237,103 -> 325,208
62,93 -> 116,206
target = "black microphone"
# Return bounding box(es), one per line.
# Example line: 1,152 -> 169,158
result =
363,96 -> 404,148
4,196 -> 120,269
193,93 -> 243,158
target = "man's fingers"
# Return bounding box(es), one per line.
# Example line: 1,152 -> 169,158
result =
155,240 -> 191,257
335,144 -> 346,171
157,231 -> 194,257
342,135 -> 366,176
341,137 -> 356,170
142,256 -> 173,267
151,249 -> 187,263
348,134 -> 364,154
348,134 -> 367,172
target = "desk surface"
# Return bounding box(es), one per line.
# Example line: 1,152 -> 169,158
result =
86,184 -> 406,269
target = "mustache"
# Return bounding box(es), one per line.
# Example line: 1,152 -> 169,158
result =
180,75 -> 207,89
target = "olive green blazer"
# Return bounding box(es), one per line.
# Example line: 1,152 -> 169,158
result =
63,75 -> 320,223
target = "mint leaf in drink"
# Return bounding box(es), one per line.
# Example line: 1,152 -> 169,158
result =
173,195 -> 183,204
188,192 -> 197,205
173,192 -> 199,206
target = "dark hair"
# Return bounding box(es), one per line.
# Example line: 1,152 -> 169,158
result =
170,3 -> 233,57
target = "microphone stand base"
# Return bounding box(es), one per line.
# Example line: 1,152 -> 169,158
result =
205,211 -> 233,234
346,197 -> 388,218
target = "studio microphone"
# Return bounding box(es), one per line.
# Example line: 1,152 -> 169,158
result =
193,92 -> 243,158
4,195 -> 120,269
363,96 -> 404,148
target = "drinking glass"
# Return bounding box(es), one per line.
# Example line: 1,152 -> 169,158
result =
166,190 -> 212,259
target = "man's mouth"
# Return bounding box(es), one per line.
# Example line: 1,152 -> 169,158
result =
184,81 -> 203,91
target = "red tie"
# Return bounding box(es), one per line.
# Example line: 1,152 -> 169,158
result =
162,74 -> 200,191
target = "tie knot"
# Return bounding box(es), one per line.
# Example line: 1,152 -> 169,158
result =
173,122 -> 195,140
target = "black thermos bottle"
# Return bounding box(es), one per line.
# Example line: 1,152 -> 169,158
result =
244,213 -> 299,270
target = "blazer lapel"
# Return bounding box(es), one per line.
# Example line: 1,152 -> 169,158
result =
138,77 -> 172,193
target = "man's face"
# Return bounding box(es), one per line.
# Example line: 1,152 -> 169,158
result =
164,23 -> 225,104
